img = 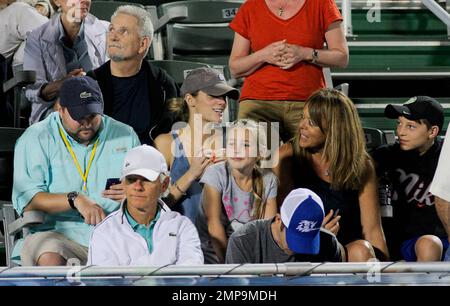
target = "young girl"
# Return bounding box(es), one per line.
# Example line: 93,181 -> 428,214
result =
155,67 -> 239,223
196,119 -> 278,264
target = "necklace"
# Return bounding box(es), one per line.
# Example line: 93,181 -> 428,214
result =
277,0 -> 287,16
278,0 -> 288,17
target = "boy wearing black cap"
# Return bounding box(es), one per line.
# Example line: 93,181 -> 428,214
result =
372,96 -> 448,262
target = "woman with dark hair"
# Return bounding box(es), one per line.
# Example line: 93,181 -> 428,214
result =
274,88 -> 389,261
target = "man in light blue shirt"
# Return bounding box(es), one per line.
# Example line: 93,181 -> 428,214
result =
12,76 -> 140,266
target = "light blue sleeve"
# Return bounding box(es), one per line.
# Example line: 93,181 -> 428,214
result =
89,126 -> 140,214
90,196 -> 120,216
131,130 -> 140,147
12,129 -> 50,216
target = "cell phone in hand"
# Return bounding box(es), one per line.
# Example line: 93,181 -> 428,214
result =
333,208 -> 340,218
105,178 -> 121,190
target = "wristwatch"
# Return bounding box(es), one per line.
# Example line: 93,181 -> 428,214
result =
311,49 -> 319,64
67,191 -> 79,210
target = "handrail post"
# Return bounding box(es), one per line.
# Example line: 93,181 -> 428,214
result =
447,0 -> 450,38
422,0 -> 450,38
342,0 -> 353,37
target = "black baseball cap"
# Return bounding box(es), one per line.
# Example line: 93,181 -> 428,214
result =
59,76 -> 104,121
180,67 -> 240,100
384,96 -> 444,131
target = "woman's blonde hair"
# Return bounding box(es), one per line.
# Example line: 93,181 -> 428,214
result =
166,97 -> 189,123
227,119 -> 268,219
293,88 -> 370,191
165,90 -> 201,124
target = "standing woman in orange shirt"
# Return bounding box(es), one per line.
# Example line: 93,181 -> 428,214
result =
229,0 -> 349,143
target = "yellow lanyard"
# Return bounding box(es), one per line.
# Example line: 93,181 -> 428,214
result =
59,127 -> 99,192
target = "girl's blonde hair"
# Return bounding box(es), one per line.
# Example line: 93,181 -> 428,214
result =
293,88 -> 370,191
227,119 -> 268,219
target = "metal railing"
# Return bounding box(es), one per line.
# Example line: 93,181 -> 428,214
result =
339,0 -> 450,38
422,0 -> 450,36
0,262 -> 449,278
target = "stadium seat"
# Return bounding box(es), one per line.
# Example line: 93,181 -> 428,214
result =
0,127 -> 25,201
0,203 -> 44,267
2,66 -> 36,128
0,54 -> 12,126
149,59 -> 211,85
363,127 -> 386,153
90,1 -> 145,21
0,127 -> 36,267
150,5 -> 188,60
157,0 -> 243,66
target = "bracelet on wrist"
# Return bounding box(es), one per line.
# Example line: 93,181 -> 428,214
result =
174,182 -> 187,196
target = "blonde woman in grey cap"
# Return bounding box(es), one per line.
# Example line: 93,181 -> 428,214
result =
155,68 -> 240,224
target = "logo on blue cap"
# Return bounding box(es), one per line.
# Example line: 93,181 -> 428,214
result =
80,92 -> 92,99
281,189 -> 325,255
296,220 -> 319,233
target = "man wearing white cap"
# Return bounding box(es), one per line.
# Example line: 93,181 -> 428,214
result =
88,145 -> 204,266
226,188 -> 342,263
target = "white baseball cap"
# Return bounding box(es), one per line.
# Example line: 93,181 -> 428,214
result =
121,145 -> 168,182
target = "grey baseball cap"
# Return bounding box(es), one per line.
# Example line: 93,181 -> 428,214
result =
180,68 -> 239,100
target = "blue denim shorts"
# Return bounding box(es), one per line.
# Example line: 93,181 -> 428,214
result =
401,235 -> 449,261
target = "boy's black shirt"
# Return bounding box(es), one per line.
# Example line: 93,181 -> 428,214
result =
372,138 -> 446,244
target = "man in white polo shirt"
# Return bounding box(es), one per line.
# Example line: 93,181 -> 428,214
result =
87,145 -> 204,266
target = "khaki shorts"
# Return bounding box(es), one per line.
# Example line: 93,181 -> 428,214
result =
238,99 -> 305,143
20,231 -> 88,266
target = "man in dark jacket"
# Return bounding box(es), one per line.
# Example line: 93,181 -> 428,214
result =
88,5 -> 179,145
